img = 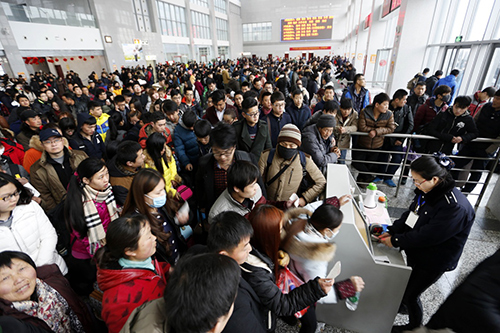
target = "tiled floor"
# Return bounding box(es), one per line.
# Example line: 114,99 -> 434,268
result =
277,172 -> 500,333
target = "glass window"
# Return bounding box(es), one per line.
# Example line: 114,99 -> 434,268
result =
215,0 -> 227,14
216,18 -> 228,41
422,46 -> 440,74
243,22 -> 272,42
191,10 -> 211,39
191,0 -> 208,8
157,1 -> 187,37
446,0 -> 469,42
467,0 -> 495,41
483,47 -> 500,89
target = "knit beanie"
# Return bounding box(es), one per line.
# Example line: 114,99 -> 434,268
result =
317,114 -> 336,128
277,124 -> 302,147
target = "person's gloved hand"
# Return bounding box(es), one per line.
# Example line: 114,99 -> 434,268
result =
277,250 -> 290,267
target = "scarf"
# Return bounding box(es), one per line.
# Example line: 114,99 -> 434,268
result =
12,279 -> 84,333
83,184 -> 120,255
118,257 -> 155,271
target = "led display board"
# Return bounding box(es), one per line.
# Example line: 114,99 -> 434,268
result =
281,16 -> 333,42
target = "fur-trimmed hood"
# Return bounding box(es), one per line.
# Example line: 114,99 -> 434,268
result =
284,232 -> 336,262
28,135 -> 70,151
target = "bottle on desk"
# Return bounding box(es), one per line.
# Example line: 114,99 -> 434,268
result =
364,182 -> 377,209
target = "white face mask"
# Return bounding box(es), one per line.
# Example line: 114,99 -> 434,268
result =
324,229 -> 340,242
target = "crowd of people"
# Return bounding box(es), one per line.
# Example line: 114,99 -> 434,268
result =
0,55 -> 498,333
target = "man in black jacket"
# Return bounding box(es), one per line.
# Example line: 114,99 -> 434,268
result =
69,113 -> 106,159
233,97 -> 272,159
425,70 -> 443,96
207,212 -> 267,333
426,96 -> 478,155
195,122 -> 265,214
453,89 -> 500,194
407,82 -> 428,116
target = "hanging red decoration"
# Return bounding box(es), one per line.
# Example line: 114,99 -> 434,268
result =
47,59 -> 54,63
70,57 -> 74,61
90,56 -> 94,59
55,58 -> 59,62
78,56 -> 83,59
83,58 -> 87,61
63,58 -> 67,62
39,58 -> 45,63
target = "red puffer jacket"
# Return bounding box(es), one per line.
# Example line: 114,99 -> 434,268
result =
97,259 -> 170,333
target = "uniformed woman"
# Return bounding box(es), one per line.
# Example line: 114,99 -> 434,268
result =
378,153 -> 475,332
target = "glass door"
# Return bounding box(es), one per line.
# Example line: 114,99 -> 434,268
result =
482,46 -> 500,89
372,48 -> 391,90
441,46 -> 471,95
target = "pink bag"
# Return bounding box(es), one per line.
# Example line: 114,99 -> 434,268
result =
276,266 -> 309,318
177,185 -> 193,201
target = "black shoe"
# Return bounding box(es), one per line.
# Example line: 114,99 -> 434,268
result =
397,303 -> 408,315
391,324 -> 412,333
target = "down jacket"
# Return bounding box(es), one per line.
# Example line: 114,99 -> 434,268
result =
357,106 -> 396,149
426,249 -> 500,333
241,249 -> 327,332
97,259 -> 170,333
0,201 -> 67,274
30,148 -> 88,211
259,149 -> 326,203
301,124 -> 338,172
173,122 -> 199,168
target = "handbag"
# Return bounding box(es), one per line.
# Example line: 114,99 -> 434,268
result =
276,266 -> 309,318
177,185 -> 193,201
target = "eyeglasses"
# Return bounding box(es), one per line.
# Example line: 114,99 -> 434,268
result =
274,102 -> 286,108
213,147 -> 235,158
413,178 -> 427,186
0,190 -> 20,202
245,112 -> 259,118
43,138 -> 63,145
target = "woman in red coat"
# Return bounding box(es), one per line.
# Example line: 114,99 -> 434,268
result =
95,214 -> 170,333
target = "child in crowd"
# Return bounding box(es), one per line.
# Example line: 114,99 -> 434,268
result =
89,101 -> 110,142
223,107 -> 238,125
194,119 -> 212,157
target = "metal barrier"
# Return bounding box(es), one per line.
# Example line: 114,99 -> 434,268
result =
339,132 -> 500,209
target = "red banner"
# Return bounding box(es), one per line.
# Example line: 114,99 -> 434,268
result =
289,46 -> 331,51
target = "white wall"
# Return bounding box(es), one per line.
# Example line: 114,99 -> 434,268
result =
241,0 -> 349,58
9,22 -> 104,52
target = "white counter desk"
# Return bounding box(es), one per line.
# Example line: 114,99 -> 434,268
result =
315,164 -> 412,333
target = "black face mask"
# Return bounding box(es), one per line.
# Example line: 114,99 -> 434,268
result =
277,145 -> 298,160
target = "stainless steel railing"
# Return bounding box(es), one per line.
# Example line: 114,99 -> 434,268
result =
339,132 -> 500,209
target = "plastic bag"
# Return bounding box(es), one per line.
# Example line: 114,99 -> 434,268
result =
276,266 -> 309,318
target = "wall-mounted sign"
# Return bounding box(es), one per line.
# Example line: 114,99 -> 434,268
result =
281,16 -> 333,42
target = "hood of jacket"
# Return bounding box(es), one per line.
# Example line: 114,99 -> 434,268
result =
76,112 -> 94,130
28,134 -> 44,151
284,232 -> 336,262
97,266 -> 160,292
